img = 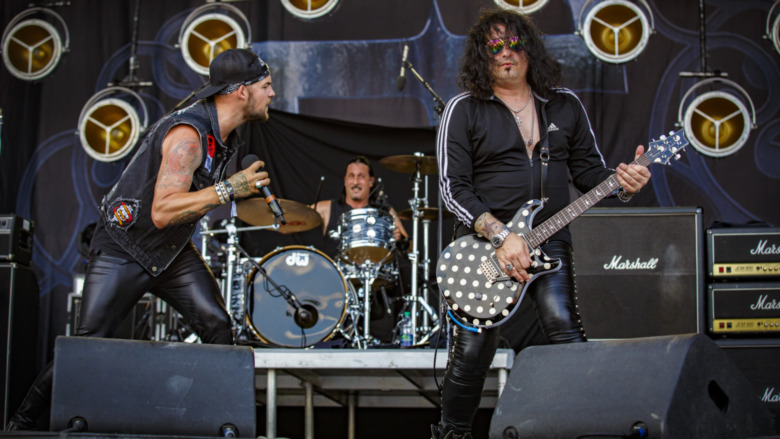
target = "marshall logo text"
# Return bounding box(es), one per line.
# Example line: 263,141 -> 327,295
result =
762,387 -> 779,403
750,240 -> 780,256
750,295 -> 780,311
603,256 -> 659,270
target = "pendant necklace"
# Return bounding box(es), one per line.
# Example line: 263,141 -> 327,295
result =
500,90 -> 535,153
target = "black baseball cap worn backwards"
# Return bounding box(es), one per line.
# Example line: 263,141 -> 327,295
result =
194,49 -> 270,100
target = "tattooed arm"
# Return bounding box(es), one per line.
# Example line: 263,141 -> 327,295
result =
151,125 -> 269,228
474,211 -> 532,282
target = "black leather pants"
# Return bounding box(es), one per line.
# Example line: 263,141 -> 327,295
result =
8,242 -> 232,429
439,241 -> 586,434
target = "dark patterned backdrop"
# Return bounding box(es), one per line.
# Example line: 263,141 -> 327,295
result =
1,0 -> 778,368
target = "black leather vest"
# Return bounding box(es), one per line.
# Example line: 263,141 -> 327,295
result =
99,99 -> 242,276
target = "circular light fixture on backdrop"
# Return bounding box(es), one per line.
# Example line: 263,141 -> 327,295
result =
766,1 -> 780,55
281,0 -> 341,19
678,78 -> 756,158
493,0 -> 549,14
577,0 -> 653,64
1,7 -> 70,81
78,87 -> 149,162
178,3 -> 252,76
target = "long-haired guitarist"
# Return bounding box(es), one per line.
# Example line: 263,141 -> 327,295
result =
433,9 -> 651,439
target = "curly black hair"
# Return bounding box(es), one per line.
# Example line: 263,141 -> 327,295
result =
458,8 -> 563,101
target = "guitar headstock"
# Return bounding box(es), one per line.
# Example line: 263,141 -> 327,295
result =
645,129 -> 688,165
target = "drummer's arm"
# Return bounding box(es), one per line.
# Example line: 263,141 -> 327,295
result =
312,200 -> 332,235
389,206 -> 409,241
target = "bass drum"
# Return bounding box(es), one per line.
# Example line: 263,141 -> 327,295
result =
247,246 -> 347,348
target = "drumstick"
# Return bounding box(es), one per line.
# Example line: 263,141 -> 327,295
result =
312,176 -> 325,210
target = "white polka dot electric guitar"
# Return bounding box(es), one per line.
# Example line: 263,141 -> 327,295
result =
436,130 -> 688,329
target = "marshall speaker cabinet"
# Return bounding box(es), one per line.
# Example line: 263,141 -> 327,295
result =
708,283 -> 780,335
707,227 -> 780,279
569,207 -> 704,339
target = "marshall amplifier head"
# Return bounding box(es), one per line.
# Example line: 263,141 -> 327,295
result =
0,214 -> 34,266
569,207 -> 705,339
709,282 -> 780,334
707,227 -> 780,279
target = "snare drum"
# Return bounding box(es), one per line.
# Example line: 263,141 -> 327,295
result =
339,207 -> 396,264
246,246 -> 348,348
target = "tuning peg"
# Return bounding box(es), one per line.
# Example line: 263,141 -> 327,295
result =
675,154 -> 681,160
660,134 -> 667,140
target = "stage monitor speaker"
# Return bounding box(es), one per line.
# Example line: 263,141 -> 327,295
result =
569,207 -> 705,339
489,334 -> 775,439
1,263 -> 39,428
50,337 -> 256,437
719,339 -> 780,434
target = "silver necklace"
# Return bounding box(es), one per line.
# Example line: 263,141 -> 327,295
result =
500,91 -> 536,150
503,89 -> 533,124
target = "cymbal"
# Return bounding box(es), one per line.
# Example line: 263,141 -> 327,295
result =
379,154 -> 437,175
397,207 -> 453,221
236,198 -> 322,233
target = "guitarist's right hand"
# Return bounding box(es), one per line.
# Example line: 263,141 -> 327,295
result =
475,211 -> 532,283
497,233 -> 532,283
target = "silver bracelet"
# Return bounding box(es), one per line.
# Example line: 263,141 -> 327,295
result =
215,182 -> 227,205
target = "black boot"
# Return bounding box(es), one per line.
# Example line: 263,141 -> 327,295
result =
431,424 -> 473,439
6,363 -> 53,431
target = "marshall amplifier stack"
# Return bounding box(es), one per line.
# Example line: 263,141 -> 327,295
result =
707,227 -> 780,336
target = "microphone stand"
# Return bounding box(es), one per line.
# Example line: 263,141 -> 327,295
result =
400,60 -> 450,346
401,59 -> 446,116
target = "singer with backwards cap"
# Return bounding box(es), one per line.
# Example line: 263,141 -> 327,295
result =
6,48 -> 276,431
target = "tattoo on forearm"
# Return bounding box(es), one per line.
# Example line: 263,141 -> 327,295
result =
474,212 -> 507,238
167,204 -> 218,227
229,173 -> 250,197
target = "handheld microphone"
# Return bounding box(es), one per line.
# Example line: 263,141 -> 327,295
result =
241,154 -> 286,225
395,43 -> 409,91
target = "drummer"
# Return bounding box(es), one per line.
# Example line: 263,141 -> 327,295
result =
313,155 -> 409,260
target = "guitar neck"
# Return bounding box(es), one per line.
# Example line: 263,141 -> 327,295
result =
525,154 -> 650,248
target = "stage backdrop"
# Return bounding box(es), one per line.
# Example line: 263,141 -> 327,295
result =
1,0 -> 778,367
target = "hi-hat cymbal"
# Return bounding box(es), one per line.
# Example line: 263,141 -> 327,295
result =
397,207 -> 453,221
379,154 -> 437,175
236,198 -> 322,233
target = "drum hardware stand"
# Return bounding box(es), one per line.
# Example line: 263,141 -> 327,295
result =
403,152 -> 442,346
203,217 -> 279,341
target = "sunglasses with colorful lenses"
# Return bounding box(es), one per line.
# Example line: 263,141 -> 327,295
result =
486,36 -> 526,55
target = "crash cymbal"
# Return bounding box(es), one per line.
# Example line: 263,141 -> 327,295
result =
379,154 -> 437,175
236,198 -> 322,233
397,207 -> 453,221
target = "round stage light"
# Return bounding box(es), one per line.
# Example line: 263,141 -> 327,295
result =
767,1 -> 780,55
578,0 -> 653,64
281,0 -> 341,19
78,87 -> 149,163
1,7 -> 69,81
178,4 -> 251,76
679,79 -> 756,158
493,0 -> 549,14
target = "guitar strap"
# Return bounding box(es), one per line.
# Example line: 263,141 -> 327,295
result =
539,134 -> 550,200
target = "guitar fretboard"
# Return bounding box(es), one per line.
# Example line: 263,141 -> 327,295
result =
525,154 -> 652,249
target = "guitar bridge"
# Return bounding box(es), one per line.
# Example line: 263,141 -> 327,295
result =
481,255 -> 509,283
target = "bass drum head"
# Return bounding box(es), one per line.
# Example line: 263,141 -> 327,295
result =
247,246 -> 347,348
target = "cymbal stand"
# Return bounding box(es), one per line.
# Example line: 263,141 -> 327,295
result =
405,153 -> 428,345
204,218 -> 279,339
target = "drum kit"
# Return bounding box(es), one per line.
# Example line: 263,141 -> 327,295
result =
200,153 -> 451,349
